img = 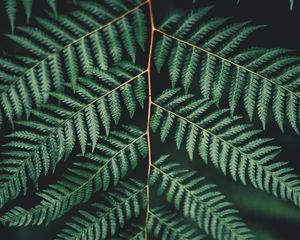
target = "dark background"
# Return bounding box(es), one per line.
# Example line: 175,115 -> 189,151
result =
0,0 -> 299,239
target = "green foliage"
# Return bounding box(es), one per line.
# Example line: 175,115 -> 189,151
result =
0,0 -> 146,129
151,89 -> 300,209
57,179 -> 147,240
147,206 -> 206,240
0,61 -> 146,208
149,155 -> 252,240
112,224 -> 145,240
0,0 -> 299,239
154,7 -> 300,132
0,125 -> 147,226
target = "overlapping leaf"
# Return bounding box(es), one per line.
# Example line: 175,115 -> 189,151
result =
0,125 -> 147,226
56,179 -> 147,240
154,7 -> 300,132
148,206 -> 206,240
0,0 -> 147,128
151,89 -> 300,208
149,155 -> 252,240
0,62 -> 147,208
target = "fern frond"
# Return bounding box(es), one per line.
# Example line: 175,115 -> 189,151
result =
117,17 -> 137,62
149,155 -> 253,240
154,8 -> 300,132
147,206 -> 206,240
2,0 -> 151,33
0,0 -> 147,127
0,62 -> 147,208
1,125 -> 147,226
151,89 -> 300,209
153,6 -> 213,73
154,6 -> 258,71
0,0 -> 299,238
112,224 -> 145,240
56,179 -> 147,240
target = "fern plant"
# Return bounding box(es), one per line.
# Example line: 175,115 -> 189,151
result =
0,0 -> 299,239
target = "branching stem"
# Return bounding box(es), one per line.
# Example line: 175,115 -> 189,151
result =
145,0 -> 155,238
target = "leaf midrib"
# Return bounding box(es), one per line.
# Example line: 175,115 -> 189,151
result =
1,1 -> 148,95
0,71 -> 147,194
71,187 -> 147,239
5,133 -> 147,225
152,101 -> 300,200
154,28 -> 300,99
151,164 -> 245,238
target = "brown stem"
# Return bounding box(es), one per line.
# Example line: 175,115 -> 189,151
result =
145,0 -> 155,238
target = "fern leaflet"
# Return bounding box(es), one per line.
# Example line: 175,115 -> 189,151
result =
1,125 -> 147,226
0,62 -> 147,208
0,0 -> 147,128
148,206 -> 206,240
56,179 -> 147,240
151,89 -> 300,208
154,9 -> 300,132
149,155 -> 252,240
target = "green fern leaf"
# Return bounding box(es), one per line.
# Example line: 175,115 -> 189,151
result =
151,89 -> 300,208
4,0 -> 17,32
154,36 -> 173,73
21,0 -> 33,23
46,0 -> 57,17
147,206 -> 206,240
56,179 -> 147,240
118,17 -> 137,62
3,0 -> 62,32
149,155 -> 252,240
1,126 -> 147,226
0,0 -> 147,127
155,9 -> 300,132
0,1 -> 299,239
133,9 -> 147,51
0,62 -> 147,208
